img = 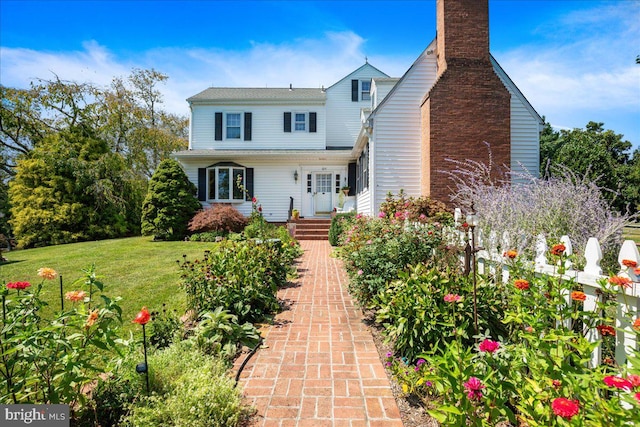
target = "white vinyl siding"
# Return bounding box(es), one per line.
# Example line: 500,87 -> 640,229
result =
370,47 -> 438,213
325,64 -> 389,148
191,105 -> 325,150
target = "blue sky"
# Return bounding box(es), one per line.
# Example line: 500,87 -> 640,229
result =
1,0 -> 639,149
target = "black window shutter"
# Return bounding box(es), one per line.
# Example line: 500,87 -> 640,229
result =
197,168 -> 207,201
215,112 -> 223,140
351,79 -> 359,102
309,112 -> 317,133
283,112 -> 291,132
245,168 -> 254,200
348,162 -> 357,196
244,112 -> 252,141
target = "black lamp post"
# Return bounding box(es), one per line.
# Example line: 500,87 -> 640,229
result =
466,204 -> 479,337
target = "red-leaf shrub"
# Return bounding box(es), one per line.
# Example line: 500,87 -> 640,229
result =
188,204 -> 248,234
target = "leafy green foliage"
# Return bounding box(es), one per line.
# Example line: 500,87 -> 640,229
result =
540,120 -> 640,214
379,189 -> 453,224
121,340 -> 249,427
8,128 -> 144,248
149,304 -> 183,349
141,158 -> 201,240
0,267 -> 123,408
340,216 -> 453,305
194,307 -> 260,360
179,239 -> 294,323
328,212 -> 356,246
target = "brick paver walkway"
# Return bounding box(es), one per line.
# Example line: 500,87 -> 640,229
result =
234,240 -> 403,427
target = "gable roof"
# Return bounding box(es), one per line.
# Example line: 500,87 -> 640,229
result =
326,62 -> 390,91
187,87 -> 326,103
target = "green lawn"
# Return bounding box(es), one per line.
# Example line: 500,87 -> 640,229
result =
0,236 -> 214,332
624,223 -> 640,246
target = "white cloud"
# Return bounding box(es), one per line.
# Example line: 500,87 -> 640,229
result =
493,2 -> 640,145
0,31 -> 413,117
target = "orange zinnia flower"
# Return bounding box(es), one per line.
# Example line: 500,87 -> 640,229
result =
622,259 -> 638,268
85,310 -> 99,328
597,324 -> 615,336
133,307 -> 151,325
37,267 -> 58,280
65,290 -> 87,303
608,276 -> 632,288
503,250 -> 518,259
550,244 -> 566,256
514,279 -> 530,290
571,291 -> 586,301
633,318 -> 640,332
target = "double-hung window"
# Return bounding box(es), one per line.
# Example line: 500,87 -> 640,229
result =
360,80 -> 371,101
226,113 -> 241,139
294,113 -> 307,131
207,166 -> 245,201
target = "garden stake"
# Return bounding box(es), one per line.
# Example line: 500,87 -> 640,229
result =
133,307 -> 151,395
59,275 -> 64,312
142,323 -> 150,395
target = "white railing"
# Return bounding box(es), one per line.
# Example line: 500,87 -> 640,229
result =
451,208 -> 640,367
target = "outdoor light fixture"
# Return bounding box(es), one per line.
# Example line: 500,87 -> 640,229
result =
466,202 -> 480,337
294,170 -> 299,183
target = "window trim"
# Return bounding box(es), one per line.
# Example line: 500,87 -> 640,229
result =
360,79 -> 371,101
206,165 -> 246,202
224,112 -> 242,140
293,112 -> 308,132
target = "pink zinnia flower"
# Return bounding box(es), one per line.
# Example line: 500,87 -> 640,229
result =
478,339 -> 500,353
378,212 -> 386,218
6,281 -> 31,290
443,293 -> 461,303
551,397 -> 580,420
603,375 -> 633,390
357,270 -> 363,276
635,392 -> 640,403
626,374 -> 640,388
463,377 -> 485,400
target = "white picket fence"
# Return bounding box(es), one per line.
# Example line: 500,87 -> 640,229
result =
450,208 -> 640,367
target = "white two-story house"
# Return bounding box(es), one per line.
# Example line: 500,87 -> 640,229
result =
174,0 -> 543,222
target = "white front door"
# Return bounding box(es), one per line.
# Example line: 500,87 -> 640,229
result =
313,172 -> 333,215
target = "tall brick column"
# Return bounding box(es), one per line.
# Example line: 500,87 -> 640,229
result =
421,0 -> 511,203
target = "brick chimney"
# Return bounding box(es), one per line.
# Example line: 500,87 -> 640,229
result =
421,0 -> 511,203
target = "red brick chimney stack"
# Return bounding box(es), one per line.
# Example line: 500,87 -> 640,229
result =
422,0 -> 511,203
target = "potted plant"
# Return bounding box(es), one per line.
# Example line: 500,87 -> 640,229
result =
341,186 -> 350,195
291,209 -> 300,220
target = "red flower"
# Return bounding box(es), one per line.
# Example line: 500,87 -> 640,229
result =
478,339 -> 500,353
258,205 -> 263,213
503,250 -> 518,259
6,281 -> 31,290
251,197 -> 257,203
635,392 -> 640,403
627,374 -> 640,388
603,375 -> 633,390
463,377 -> 485,400
622,259 -> 638,268
514,279 -> 530,290
597,324 -> 615,336
634,267 -> 640,276
634,318 -> 640,332
133,307 -> 151,325
571,291 -> 586,301
608,276 -> 632,289
550,244 -> 566,256
551,397 -> 580,420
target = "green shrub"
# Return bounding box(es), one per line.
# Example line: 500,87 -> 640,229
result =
194,307 -> 260,360
340,217 -> 450,305
122,340 -> 248,427
189,231 -> 226,242
179,239 -> 290,323
149,304 -> 183,349
328,212 -> 356,246
141,158 -> 201,241
379,189 -> 453,224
